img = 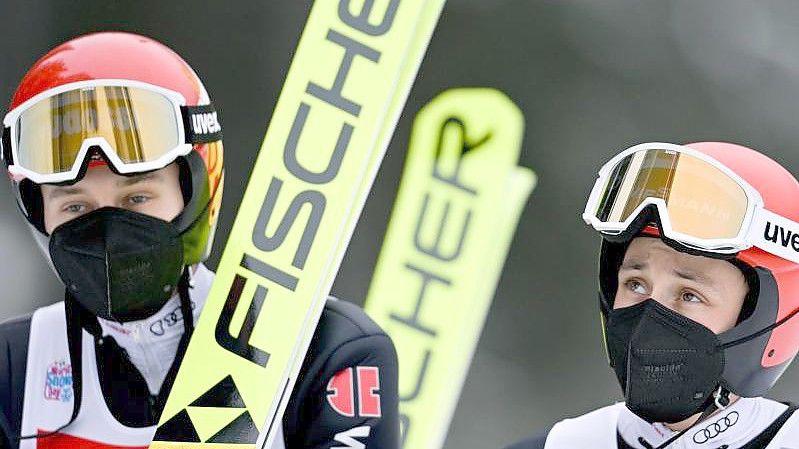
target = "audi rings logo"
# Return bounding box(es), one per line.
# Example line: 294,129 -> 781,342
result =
692,411 -> 739,444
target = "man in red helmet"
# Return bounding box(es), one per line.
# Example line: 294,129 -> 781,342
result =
505,142 -> 799,448
0,32 -> 399,449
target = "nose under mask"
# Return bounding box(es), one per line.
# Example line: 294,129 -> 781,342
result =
605,299 -> 725,424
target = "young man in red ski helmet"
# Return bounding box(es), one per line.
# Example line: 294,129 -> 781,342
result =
0,32 -> 399,449
506,142 -> 799,448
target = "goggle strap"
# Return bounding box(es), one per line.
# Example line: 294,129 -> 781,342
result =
1,127 -> 11,165
181,104 -> 222,144
749,208 -> 799,264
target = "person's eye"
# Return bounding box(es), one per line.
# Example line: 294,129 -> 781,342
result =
626,279 -> 647,295
63,203 -> 86,214
681,291 -> 703,303
128,194 -> 151,205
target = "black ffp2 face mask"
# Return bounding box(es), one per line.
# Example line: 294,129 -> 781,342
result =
49,207 -> 185,322
605,299 -> 725,424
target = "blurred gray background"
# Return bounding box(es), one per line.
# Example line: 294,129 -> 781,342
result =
3,1 -> 799,448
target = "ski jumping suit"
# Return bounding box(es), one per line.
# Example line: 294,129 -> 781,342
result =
0,265 -> 399,449
505,398 -> 799,449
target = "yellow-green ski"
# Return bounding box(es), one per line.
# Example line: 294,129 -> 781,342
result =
364,88 -> 535,449
151,1 -> 446,448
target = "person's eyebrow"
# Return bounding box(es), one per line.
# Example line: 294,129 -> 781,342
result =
117,172 -> 162,187
45,186 -> 84,200
673,268 -> 713,286
620,260 -> 647,271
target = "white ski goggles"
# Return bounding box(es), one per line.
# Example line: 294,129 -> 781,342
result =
583,142 -> 799,263
2,79 -> 221,184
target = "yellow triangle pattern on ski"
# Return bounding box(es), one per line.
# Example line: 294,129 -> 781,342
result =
185,407 -> 247,443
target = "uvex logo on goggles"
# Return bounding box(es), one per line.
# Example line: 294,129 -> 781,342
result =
584,142 -> 799,265
764,221 -> 799,252
2,80 -> 222,184
753,211 -> 799,263
183,104 -> 222,143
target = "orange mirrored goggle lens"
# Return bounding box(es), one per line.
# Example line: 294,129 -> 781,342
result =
12,85 -> 181,176
592,149 -> 749,239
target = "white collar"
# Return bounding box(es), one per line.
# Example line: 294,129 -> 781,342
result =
96,264 -> 214,394
617,397 -> 788,448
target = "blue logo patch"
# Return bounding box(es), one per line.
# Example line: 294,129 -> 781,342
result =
44,360 -> 73,402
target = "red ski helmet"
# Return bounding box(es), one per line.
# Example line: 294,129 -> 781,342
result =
1,32 -> 224,266
594,142 -> 799,397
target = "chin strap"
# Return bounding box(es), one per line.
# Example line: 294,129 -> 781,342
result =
636,386 -> 731,449
150,267 -> 195,420
17,291 -> 102,441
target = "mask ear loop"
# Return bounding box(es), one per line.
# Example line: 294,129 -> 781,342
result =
635,386 -> 730,449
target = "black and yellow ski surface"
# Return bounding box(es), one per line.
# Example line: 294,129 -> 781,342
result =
151,1 -> 446,447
